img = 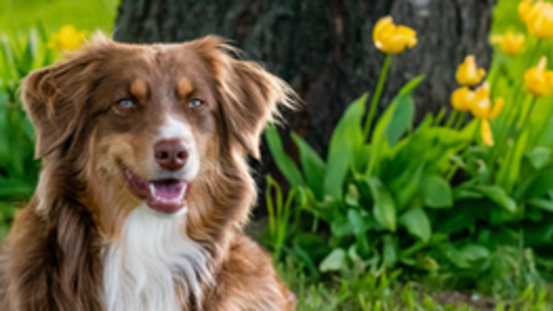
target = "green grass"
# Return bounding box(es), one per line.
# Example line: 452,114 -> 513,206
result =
277,257 -> 553,311
0,0 -> 119,35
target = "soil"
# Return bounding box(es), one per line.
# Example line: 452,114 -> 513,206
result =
434,291 -> 498,311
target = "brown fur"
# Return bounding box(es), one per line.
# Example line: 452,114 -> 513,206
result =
0,35 -> 296,311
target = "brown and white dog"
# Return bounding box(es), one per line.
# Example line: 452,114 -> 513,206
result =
0,35 -> 295,311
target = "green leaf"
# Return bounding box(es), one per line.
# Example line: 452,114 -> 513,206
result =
367,76 -> 423,175
461,244 -> 490,262
0,177 -> 34,198
393,164 -> 424,210
469,185 -> 517,213
0,35 -> 19,82
399,208 -> 432,242
18,29 -> 38,76
292,133 -> 326,200
365,177 -> 396,231
320,248 -> 347,272
516,165 -> 553,202
398,75 -> 425,96
385,95 -> 415,147
528,198 -> 553,212
347,209 -> 365,236
264,124 -> 304,188
423,175 -> 453,208
36,21 -> 56,67
324,94 -> 367,198
293,233 -> 331,265
526,146 -> 551,170
498,128 -> 528,192
345,183 -> 360,206
382,234 -> 397,267
331,215 -> 353,237
442,244 -> 470,269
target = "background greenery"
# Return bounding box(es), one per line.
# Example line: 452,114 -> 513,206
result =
0,0 -> 118,35
1,0 -> 553,310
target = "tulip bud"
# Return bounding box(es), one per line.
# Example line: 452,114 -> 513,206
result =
373,16 -> 418,54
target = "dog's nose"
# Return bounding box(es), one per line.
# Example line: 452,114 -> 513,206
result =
154,139 -> 189,171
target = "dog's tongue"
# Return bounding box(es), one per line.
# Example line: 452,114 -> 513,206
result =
153,181 -> 184,200
147,180 -> 188,214
122,167 -> 189,214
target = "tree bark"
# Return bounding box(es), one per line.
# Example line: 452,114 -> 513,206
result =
114,0 -> 495,198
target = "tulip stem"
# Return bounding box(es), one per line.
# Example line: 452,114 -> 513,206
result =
455,111 -> 465,130
445,110 -> 459,128
519,96 -> 538,134
434,107 -> 446,125
364,53 -> 392,139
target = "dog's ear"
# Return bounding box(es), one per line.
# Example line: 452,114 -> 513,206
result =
190,36 -> 295,159
22,38 -> 110,158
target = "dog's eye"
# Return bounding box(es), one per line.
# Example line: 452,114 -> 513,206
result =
189,99 -> 203,108
118,99 -> 135,108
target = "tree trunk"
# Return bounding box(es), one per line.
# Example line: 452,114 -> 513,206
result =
114,0 -> 495,202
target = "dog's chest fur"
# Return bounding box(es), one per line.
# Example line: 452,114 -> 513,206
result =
102,206 -> 211,311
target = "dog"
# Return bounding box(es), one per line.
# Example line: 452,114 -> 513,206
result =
0,34 -> 296,311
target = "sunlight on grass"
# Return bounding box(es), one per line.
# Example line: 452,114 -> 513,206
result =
0,0 -> 119,34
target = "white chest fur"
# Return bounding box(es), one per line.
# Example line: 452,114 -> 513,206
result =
102,206 -> 210,311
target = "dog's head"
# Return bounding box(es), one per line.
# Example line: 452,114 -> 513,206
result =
22,35 -> 292,236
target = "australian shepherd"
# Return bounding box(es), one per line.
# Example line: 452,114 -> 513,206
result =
0,34 -> 295,311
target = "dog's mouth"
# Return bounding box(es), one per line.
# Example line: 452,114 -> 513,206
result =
122,166 -> 191,214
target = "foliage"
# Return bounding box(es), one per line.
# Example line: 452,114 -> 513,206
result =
0,25 -> 57,235
278,258 -> 553,311
264,0 -> 553,303
0,0 -> 118,35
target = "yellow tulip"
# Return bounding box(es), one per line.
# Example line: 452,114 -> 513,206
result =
477,96 -> 503,146
491,32 -> 525,56
481,119 -> 495,146
518,0 -> 534,24
456,55 -> 486,87
453,83 -> 502,146
373,16 -> 418,54
525,2 -> 553,40
451,87 -> 475,111
48,25 -> 87,52
524,56 -> 553,97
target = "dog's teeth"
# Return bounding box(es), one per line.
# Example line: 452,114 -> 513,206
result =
148,183 -> 157,199
180,183 -> 188,198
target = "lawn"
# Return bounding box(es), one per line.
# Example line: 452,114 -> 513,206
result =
0,0 -> 118,34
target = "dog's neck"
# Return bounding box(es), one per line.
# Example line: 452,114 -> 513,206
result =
102,205 -> 212,311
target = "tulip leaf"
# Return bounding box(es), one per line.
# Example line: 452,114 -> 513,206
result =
292,133 -> 326,201
331,215 -> 353,238
423,175 -> 453,208
400,207 -> 432,242
528,198 -> 553,212
497,127 -> 528,192
465,184 -> 517,213
516,165 -> 553,202
461,244 -> 490,262
367,77 -> 424,176
385,95 -> 415,147
372,76 -> 424,145
526,146 -> 551,170
324,94 -> 367,199
365,176 -> 396,231
382,234 -> 397,267
264,124 -> 305,188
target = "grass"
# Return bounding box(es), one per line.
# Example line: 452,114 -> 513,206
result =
0,0 -> 119,35
276,257 -> 553,310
